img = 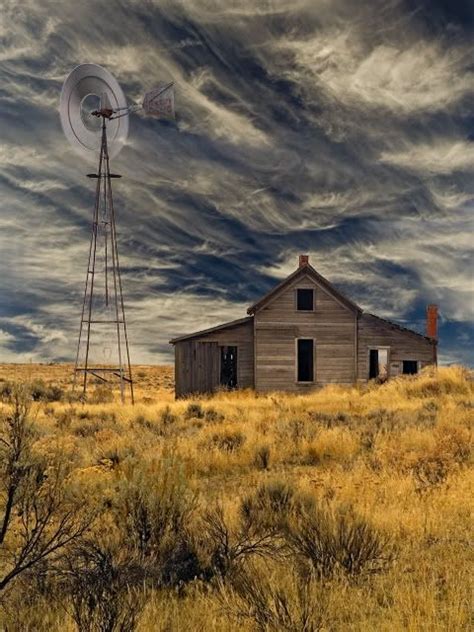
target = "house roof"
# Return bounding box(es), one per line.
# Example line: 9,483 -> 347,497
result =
363,312 -> 436,344
247,262 -> 362,315
170,261 -> 435,346
169,316 -> 253,344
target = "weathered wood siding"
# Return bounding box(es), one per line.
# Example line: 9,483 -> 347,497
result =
174,319 -> 254,397
357,313 -> 436,382
254,274 -> 357,392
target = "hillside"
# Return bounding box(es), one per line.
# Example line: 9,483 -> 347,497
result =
0,365 -> 472,631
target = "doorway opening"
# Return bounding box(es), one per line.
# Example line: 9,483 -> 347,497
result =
369,348 -> 389,380
220,346 -> 238,388
297,338 -> 314,382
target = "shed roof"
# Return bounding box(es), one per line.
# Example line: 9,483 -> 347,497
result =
170,316 -> 253,344
247,262 -> 362,315
363,312 -> 436,344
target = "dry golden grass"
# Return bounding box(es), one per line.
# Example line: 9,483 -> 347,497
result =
0,365 -> 472,631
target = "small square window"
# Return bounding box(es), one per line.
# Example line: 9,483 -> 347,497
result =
297,288 -> 314,311
402,360 -> 418,375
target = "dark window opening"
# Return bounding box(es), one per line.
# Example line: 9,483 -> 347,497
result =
297,339 -> 314,382
297,288 -> 314,311
220,346 -> 238,388
403,360 -> 418,375
369,349 -> 389,379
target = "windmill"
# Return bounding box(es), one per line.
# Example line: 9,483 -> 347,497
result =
59,64 -> 174,403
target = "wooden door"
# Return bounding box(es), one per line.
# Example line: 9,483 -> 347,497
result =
192,341 -> 219,394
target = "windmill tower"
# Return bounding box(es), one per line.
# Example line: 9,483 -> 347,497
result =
59,64 -> 174,403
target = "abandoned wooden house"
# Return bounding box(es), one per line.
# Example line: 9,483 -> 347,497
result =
170,255 -> 438,397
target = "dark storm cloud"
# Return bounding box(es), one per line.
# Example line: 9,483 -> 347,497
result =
0,0 -> 472,364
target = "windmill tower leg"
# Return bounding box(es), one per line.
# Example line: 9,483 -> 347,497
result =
73,119 -> 134,404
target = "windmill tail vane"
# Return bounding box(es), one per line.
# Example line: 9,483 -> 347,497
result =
92,83 -> 176,121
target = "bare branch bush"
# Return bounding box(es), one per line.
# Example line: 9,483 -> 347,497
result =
0,385 -> 93,594
59,541 -> 146,632
218,563 -> 327,632
0,564 -> 62,631
285,503 -> 394,580
201,502 -> 283,579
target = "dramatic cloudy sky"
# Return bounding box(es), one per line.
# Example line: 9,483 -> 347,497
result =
0,0 -> 473,366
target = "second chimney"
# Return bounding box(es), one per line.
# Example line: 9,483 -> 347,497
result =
299,254 -> 309,267
426,304 -> 438,339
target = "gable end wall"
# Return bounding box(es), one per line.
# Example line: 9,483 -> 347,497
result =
254,274 -> 357,392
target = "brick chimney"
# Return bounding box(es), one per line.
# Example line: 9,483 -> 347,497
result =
426,304 -> 438,339
299,254 -> 309,267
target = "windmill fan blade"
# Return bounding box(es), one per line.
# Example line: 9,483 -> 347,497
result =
59,64 -> 129,160
143,82 -> 175,119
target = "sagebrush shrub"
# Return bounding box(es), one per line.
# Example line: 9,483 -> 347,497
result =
88,385 -> 114,404
285,504 -> 393,579
134,413 -> 161,434
185,402 -> 205,419
55,408 -> 74,430
205,407 -> 224,422
221,564 -> 327,632
412,455 -> 450,493
240,481 -> 313,533
72,419 -> 101,437
160,405 -> 177,425
29,379 -> 64,402
202,504 -> 280,578
117,455 -> 197,578
309,411 -> 351,429
254,444 -> 271,470
209,430 -> 246,453
0,381 -> 13,402
60,543 -> 146,632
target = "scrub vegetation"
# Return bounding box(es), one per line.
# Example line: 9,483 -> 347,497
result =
0,364 -> 472,631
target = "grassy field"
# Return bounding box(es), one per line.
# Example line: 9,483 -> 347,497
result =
0,364 -> 472,631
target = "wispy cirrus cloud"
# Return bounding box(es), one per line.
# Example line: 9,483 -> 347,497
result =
380,139 -> 474,174
0,0 -> 472,366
